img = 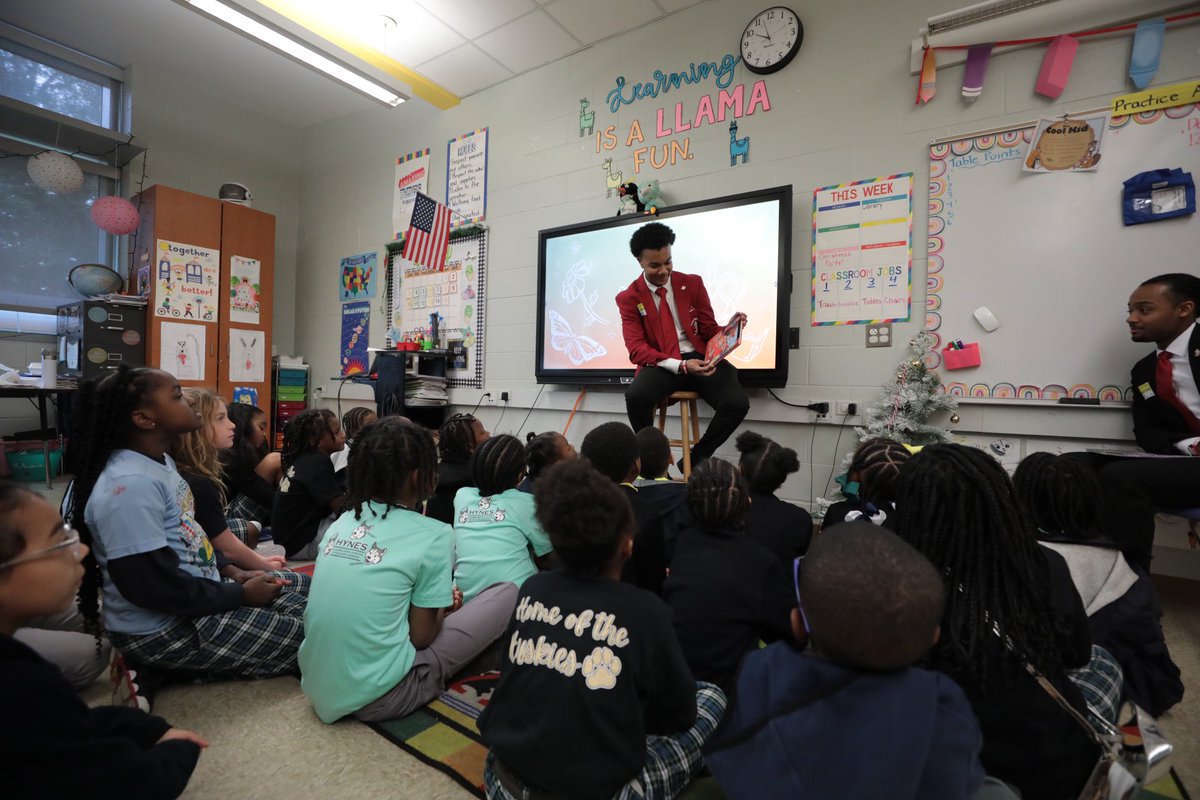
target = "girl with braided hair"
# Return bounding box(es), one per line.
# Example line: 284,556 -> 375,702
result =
823,437 -> 911,531
330,406 -> 377,474
66,366 -> 307,709
517,431 -> 575,493
735,430 -> 812,564
219,402 -> 279,525
272,408 -> 345,559
1014,451 -> 1182,717
452,434 -> 554,603
895,443 -> 1100,800
427,413 -> 490,523
662,458 -> 796,691
300,417 -> 517,723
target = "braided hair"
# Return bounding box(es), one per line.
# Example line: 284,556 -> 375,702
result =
472,434 -> 527,496
848,437 -> 911,506
1012,452 -> 1103,540
341,406 -> 377,442
687,458 -> 751,531
62,365 -> 159,634
895,443 -> 1072,690
534,459 -> 633,575
225,402 -> 269,473
735,430 -> 800,494
172,389 -> 227,505
344,417 -> 438,520
525,432 -> 564,484
439,413 -> 483,465
280,408 -> 336,471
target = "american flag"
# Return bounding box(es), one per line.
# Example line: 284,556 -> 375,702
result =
405,192 -> 452,270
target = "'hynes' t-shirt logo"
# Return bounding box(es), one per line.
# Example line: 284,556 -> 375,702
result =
460,495 -> 510,525
322,521 -> 387,564
508,597 -> 629,690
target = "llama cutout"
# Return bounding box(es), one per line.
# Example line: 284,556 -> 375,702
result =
601,158 -> 623,198
579,98 -> 594,137
729,121 -> 750,166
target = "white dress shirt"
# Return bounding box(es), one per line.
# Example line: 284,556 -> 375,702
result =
1160,322 -> 1200,453
644,274 -> 693,373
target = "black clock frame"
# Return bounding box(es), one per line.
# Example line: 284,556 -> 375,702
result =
740,6 -> 803,75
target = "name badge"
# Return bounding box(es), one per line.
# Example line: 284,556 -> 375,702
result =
1138,382 -> 1155,399
636,303 -> 646,317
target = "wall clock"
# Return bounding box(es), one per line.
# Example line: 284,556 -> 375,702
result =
740,6 -> 803,75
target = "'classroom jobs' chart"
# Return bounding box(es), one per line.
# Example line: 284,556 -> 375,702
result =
811,173 -> 912,325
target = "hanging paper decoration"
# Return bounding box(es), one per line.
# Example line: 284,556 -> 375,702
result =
1035,35 -> 1078,98
961,44 -> 994,99
27,151 -> 84,194
915,47 -> 937,104
1129,18 -> 1165,89
90,196 -> 141,235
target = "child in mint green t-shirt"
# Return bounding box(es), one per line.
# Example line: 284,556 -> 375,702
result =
453,435 -> 554,602
300,418 -> 517,724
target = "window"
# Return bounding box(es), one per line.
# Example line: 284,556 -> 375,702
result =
0,39 -> 119,128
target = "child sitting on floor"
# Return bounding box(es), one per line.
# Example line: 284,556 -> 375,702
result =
173,388 -> 289,569
518,431 -> 575,493
221,402 -> 279,525
272,409 -> 346,559
330,406 -> 377,474
823,437 -> 910,530
662,458 -> 795,690
1,482 -> 206,798
300,417 -> 517,723
452,434 -> 554,603
427,413 -> 490,524
707,522 -> 989,800
478,459 -> 726,800
735,430 -> 812,563
67,367 -> 306,707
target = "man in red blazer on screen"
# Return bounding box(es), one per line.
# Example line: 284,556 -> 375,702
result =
615,222 -> 750,467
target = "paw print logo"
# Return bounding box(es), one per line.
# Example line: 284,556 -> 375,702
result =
478,497 -> 491,510
279,467 -> 294,493
458,510 -> 469,524
351,523 -> 371,540
493,509 -> 506,522
581,647 -> 622,691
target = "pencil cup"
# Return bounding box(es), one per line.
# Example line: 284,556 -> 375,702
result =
942,343 -> 981,370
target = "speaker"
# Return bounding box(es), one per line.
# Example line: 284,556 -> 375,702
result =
374,352 -> 407,418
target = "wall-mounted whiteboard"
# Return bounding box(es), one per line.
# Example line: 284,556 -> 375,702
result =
927,103 -> 1200,401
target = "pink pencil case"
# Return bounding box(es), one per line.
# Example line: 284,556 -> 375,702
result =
943,343 -> 981,370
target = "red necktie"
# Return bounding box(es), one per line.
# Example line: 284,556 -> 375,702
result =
1156,351 -> 1200,434
655,287 -> 682,359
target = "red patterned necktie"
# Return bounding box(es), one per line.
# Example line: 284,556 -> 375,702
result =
655,287 -> 682,359
1156,350 -> 1200,433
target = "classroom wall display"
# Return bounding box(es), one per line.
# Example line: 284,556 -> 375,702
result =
229,256 -> 261,324
446,129 -> 488,226
159,321 -> 205,381
154,240 -> 220,322
811,173 -> 912,326
340,301 -> 370,377
339,252 -> 377,301
388,230 -> 487,388
928,103 -> 1200,401
228,327 -> 265,383
1022,112 -> 1108,172
392,148 -> 430,238
232,386 -> 259,406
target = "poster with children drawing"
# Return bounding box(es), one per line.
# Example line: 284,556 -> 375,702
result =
154,240 -> 220,322
340,252 -> 377,301
228,328 -> 265,383
229,256 -> 261,324
159,321 -> 205,381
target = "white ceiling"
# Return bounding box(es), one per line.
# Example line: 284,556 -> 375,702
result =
0,0 -> 708,128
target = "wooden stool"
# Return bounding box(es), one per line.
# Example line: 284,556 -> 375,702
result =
656,391 -> 701,480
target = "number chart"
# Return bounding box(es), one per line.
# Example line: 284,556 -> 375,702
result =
811,173 -> 912,326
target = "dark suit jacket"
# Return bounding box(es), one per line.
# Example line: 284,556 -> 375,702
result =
615,272 -> 721,371
1130,325 -> 1200,453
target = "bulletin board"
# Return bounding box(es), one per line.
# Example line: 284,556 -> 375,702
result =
927,103 -> 1200,401
386,229 -> 487,388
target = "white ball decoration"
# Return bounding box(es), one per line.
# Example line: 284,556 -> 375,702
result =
27,151 -> 84,194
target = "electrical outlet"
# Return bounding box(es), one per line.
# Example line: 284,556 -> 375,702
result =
500,391 -> 510,402
866,323 -> 892,348
837,401 -> 858,416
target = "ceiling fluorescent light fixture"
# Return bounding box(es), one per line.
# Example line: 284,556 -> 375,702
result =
181,0 -> 405,106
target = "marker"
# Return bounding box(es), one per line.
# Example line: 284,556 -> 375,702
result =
946,342 -> 957,350
955,339 -> 965,349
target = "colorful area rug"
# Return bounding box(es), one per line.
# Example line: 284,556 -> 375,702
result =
365,671 -> 498,798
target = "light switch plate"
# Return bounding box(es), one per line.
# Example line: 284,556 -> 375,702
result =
866,323 -> 892,347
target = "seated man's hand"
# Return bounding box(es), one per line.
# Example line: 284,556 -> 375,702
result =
685,358 -> 716,376
730,311 -> 748,328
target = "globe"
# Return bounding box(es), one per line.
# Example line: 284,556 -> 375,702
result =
68,264 -> 125,297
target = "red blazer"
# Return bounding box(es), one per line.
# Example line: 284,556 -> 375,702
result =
616,272 -> 720,371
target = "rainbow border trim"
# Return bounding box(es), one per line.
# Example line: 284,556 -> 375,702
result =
811,172 -> 913,327
396,147 -> 430,165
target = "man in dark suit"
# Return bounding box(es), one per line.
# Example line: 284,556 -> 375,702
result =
615,222 -> 749,466
1096,273 -> 1200,567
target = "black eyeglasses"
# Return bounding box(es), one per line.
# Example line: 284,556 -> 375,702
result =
792,556 -> 812,636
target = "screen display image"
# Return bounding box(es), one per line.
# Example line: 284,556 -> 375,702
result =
536,186 -> 792,386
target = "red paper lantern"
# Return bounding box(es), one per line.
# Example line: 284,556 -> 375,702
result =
90,196 -> 140,235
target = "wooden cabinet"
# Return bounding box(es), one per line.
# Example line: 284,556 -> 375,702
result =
130,185 -> 273,413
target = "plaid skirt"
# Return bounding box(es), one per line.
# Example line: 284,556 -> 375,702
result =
108,571 -> 307,679
226,493 -> 271,527
484,682 -> 727,800
1068,643 -> 1124,729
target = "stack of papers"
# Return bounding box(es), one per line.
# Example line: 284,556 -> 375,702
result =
405,375 -> 447,407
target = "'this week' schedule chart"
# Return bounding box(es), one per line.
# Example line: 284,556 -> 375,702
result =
811,173 -> 913,326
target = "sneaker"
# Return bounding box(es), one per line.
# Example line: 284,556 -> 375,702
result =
110,653 -> 161,713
